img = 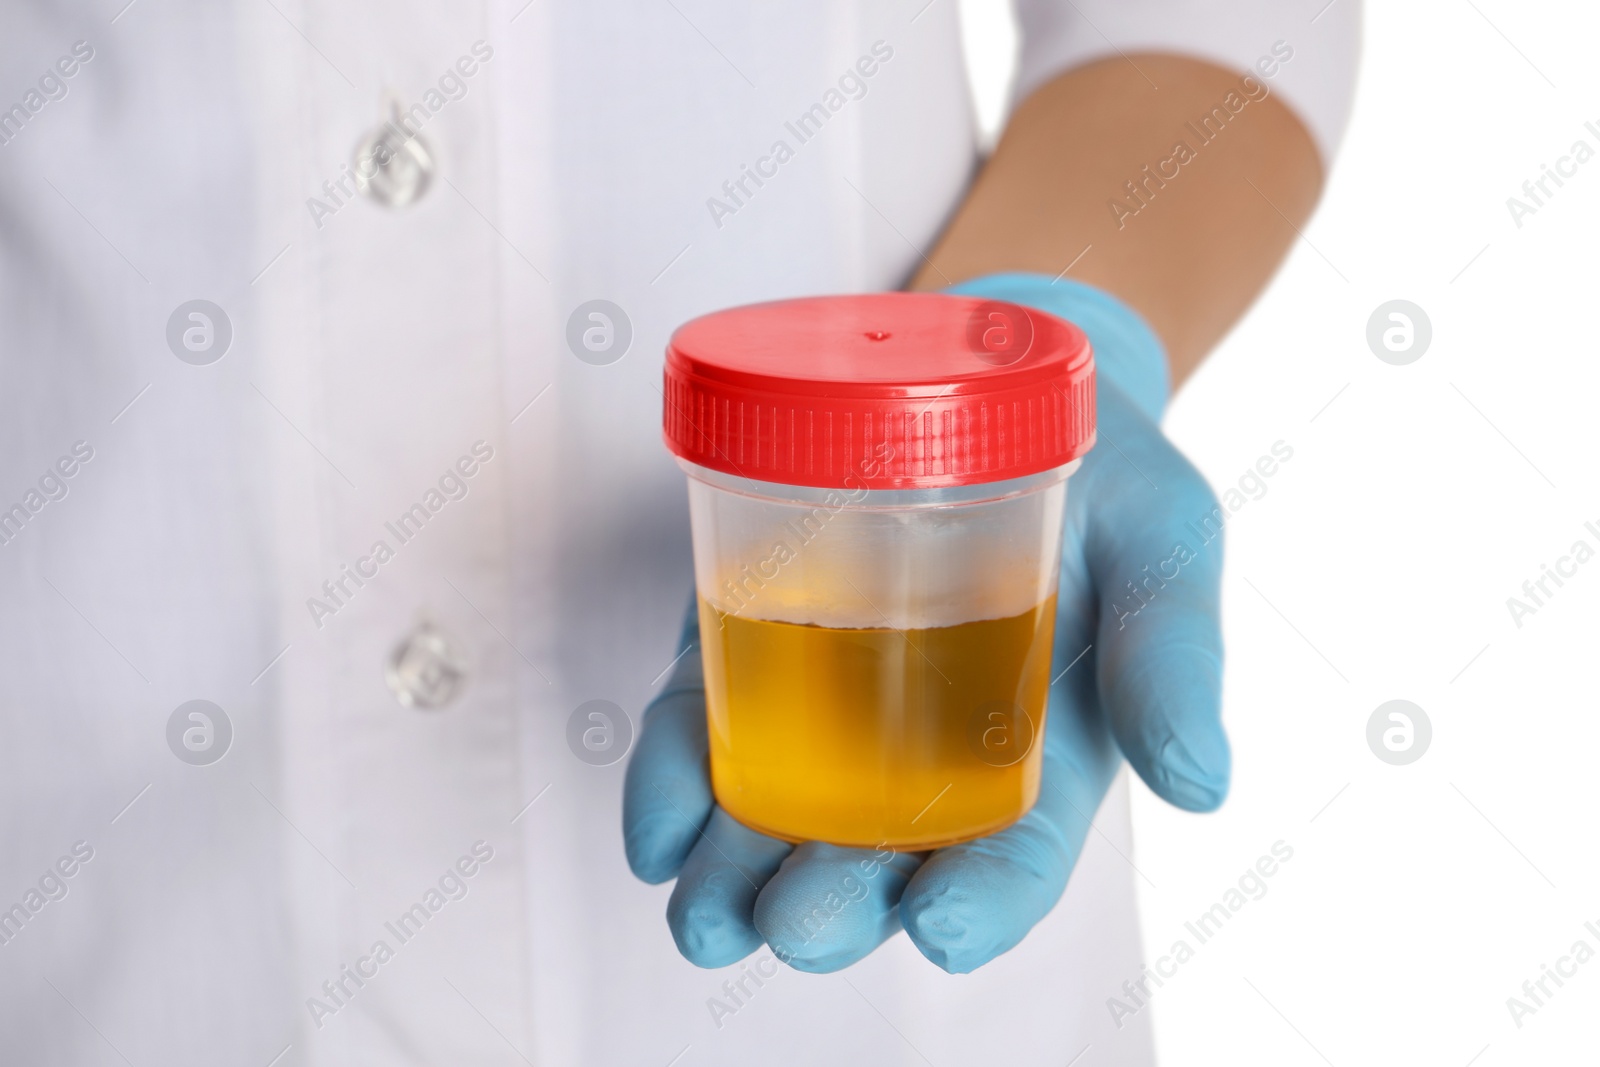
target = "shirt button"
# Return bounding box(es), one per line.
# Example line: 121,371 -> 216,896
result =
385,619 -> 467,709
354,111 -> 434,209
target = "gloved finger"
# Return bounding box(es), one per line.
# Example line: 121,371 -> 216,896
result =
897,738 -> 1103,974
752,842 -> 922,972
666,808 -> 793,968
1079,387 -> 1229,812
622,688 -> 715,883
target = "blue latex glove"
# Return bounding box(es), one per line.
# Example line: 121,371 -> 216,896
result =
623,273 -> 1229,973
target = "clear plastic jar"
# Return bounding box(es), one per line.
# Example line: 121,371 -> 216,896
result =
663,294 -> 1095,849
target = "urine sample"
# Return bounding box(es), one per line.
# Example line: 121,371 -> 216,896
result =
663,293 -> 1095,849
700,594 -> 1059,848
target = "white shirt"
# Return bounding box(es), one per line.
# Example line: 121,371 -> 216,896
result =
0,2 -> 1354,1063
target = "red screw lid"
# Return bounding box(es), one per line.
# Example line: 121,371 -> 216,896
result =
662,292 -> 1095,490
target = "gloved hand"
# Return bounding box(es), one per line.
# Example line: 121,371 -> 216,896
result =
623,272 -> 1229,973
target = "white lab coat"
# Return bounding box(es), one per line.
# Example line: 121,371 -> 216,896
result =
0,2 -> 1354,1063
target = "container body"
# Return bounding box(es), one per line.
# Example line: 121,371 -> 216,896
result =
683,459 -> 1073,849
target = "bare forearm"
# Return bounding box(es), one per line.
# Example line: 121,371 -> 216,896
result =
912,53 -> 1323,389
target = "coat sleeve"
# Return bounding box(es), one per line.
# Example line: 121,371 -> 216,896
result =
1011,0 -> 1361,163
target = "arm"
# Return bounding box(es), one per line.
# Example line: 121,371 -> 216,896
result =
911,52 -> 1324,387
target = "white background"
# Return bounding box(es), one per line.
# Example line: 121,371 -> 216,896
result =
960,1 -> 1600,1063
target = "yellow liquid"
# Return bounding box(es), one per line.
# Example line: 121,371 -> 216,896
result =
699,595 -> 1056,849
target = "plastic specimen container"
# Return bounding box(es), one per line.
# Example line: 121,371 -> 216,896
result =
662,293 -> 1096,849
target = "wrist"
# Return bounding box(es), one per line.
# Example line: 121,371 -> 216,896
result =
943,272 -> 1170,422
